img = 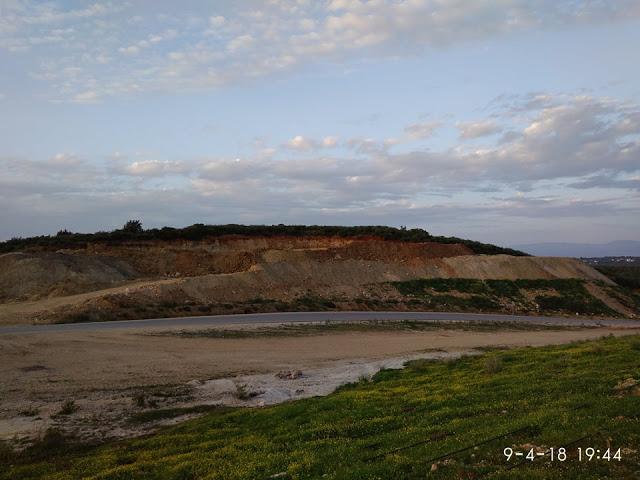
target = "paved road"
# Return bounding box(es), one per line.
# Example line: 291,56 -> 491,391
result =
1,311 -> 638,335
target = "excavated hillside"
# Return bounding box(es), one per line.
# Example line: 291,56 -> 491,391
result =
65,236 -> 476,277
0,252 -> 138,302
1,235 -> 636,325
0,236 -> 472,303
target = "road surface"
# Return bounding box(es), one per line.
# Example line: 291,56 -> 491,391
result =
0,311 -> 637,335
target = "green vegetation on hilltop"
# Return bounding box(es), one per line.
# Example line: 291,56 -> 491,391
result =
0,223 -> 528,256
2,335 -> 639,479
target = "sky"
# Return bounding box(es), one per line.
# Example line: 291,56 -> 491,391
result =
1,0 -> 639,248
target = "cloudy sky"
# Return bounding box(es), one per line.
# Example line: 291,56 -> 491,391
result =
1,0 -> 639,248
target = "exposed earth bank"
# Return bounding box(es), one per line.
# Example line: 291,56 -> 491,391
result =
0,235 -> 632,325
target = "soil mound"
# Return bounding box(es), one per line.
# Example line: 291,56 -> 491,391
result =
440,255 -> 614,284
0,252 -> 138,302
1,237 -> 474,303
121,255 -> 614,307
0,236 -> 629,325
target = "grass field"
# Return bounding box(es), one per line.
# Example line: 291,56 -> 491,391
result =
2,334 -> 639,479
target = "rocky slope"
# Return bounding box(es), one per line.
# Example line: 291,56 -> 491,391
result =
0,235 -> 635,325
0,252 -> 137,302
66,236 -> 476,277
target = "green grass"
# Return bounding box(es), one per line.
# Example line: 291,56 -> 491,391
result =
595,265 -> 640,290
534,294 -> 615,316
486,279 -> 524,300
390,278 -> 624,317
150,320 -> 584,339
2,334 -> 639,479
394,278 -> 488,295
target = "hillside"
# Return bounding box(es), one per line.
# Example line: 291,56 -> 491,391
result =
0,252 -> 138,302
1,225 -> 638,326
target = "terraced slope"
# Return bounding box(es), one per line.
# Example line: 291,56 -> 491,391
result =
2,234 -> 635,326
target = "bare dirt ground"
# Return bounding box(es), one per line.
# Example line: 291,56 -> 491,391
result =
1,322 -> 638,448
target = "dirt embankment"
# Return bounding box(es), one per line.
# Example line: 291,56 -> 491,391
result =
0,252 -> 138,303
129,254 -> 615,306
441,254 -> 615,284
2,237 -> 474,303
0,235 -> 628,326
65,236 -> 474,277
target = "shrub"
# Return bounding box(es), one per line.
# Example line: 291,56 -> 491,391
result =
57,400 -> 78,415
122,220 -> 143,233
132,393 -> 146,408
19,406 -> 40,417
468,295 -> 500,310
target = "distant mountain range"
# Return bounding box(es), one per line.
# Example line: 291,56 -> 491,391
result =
511,241 -> 640,258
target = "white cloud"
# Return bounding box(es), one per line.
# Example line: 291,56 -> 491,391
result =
118,45 -> 140,55
261,147 -> 278,156
283,135 -> 319,152
71,90 -> 100,104
18,2 -> 123,26
299,18 -> 315,30
321,136 -> 339,148
124,160 -> 189,177
464,95 -> 640,185
5,93 -> 637,216
49,153 -> 82,166
227,34 -> 255,52
200,157 -> 268,181
385,122 -> 442,146
327,0 -> 364,12
404,122 -> 442,140
456,120 -> 502,139
5,1 -> 640,102
209,15 -> 225,27
2,91 -> 639,243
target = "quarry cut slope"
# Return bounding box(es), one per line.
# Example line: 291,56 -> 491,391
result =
1,237 -> 614,304
0,252 -> 138,303
118,254 -> 615,306
2,237 -> 473,302
0,236 -> 624,325
441,255 -> 614,283
71,236 -> 475,277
